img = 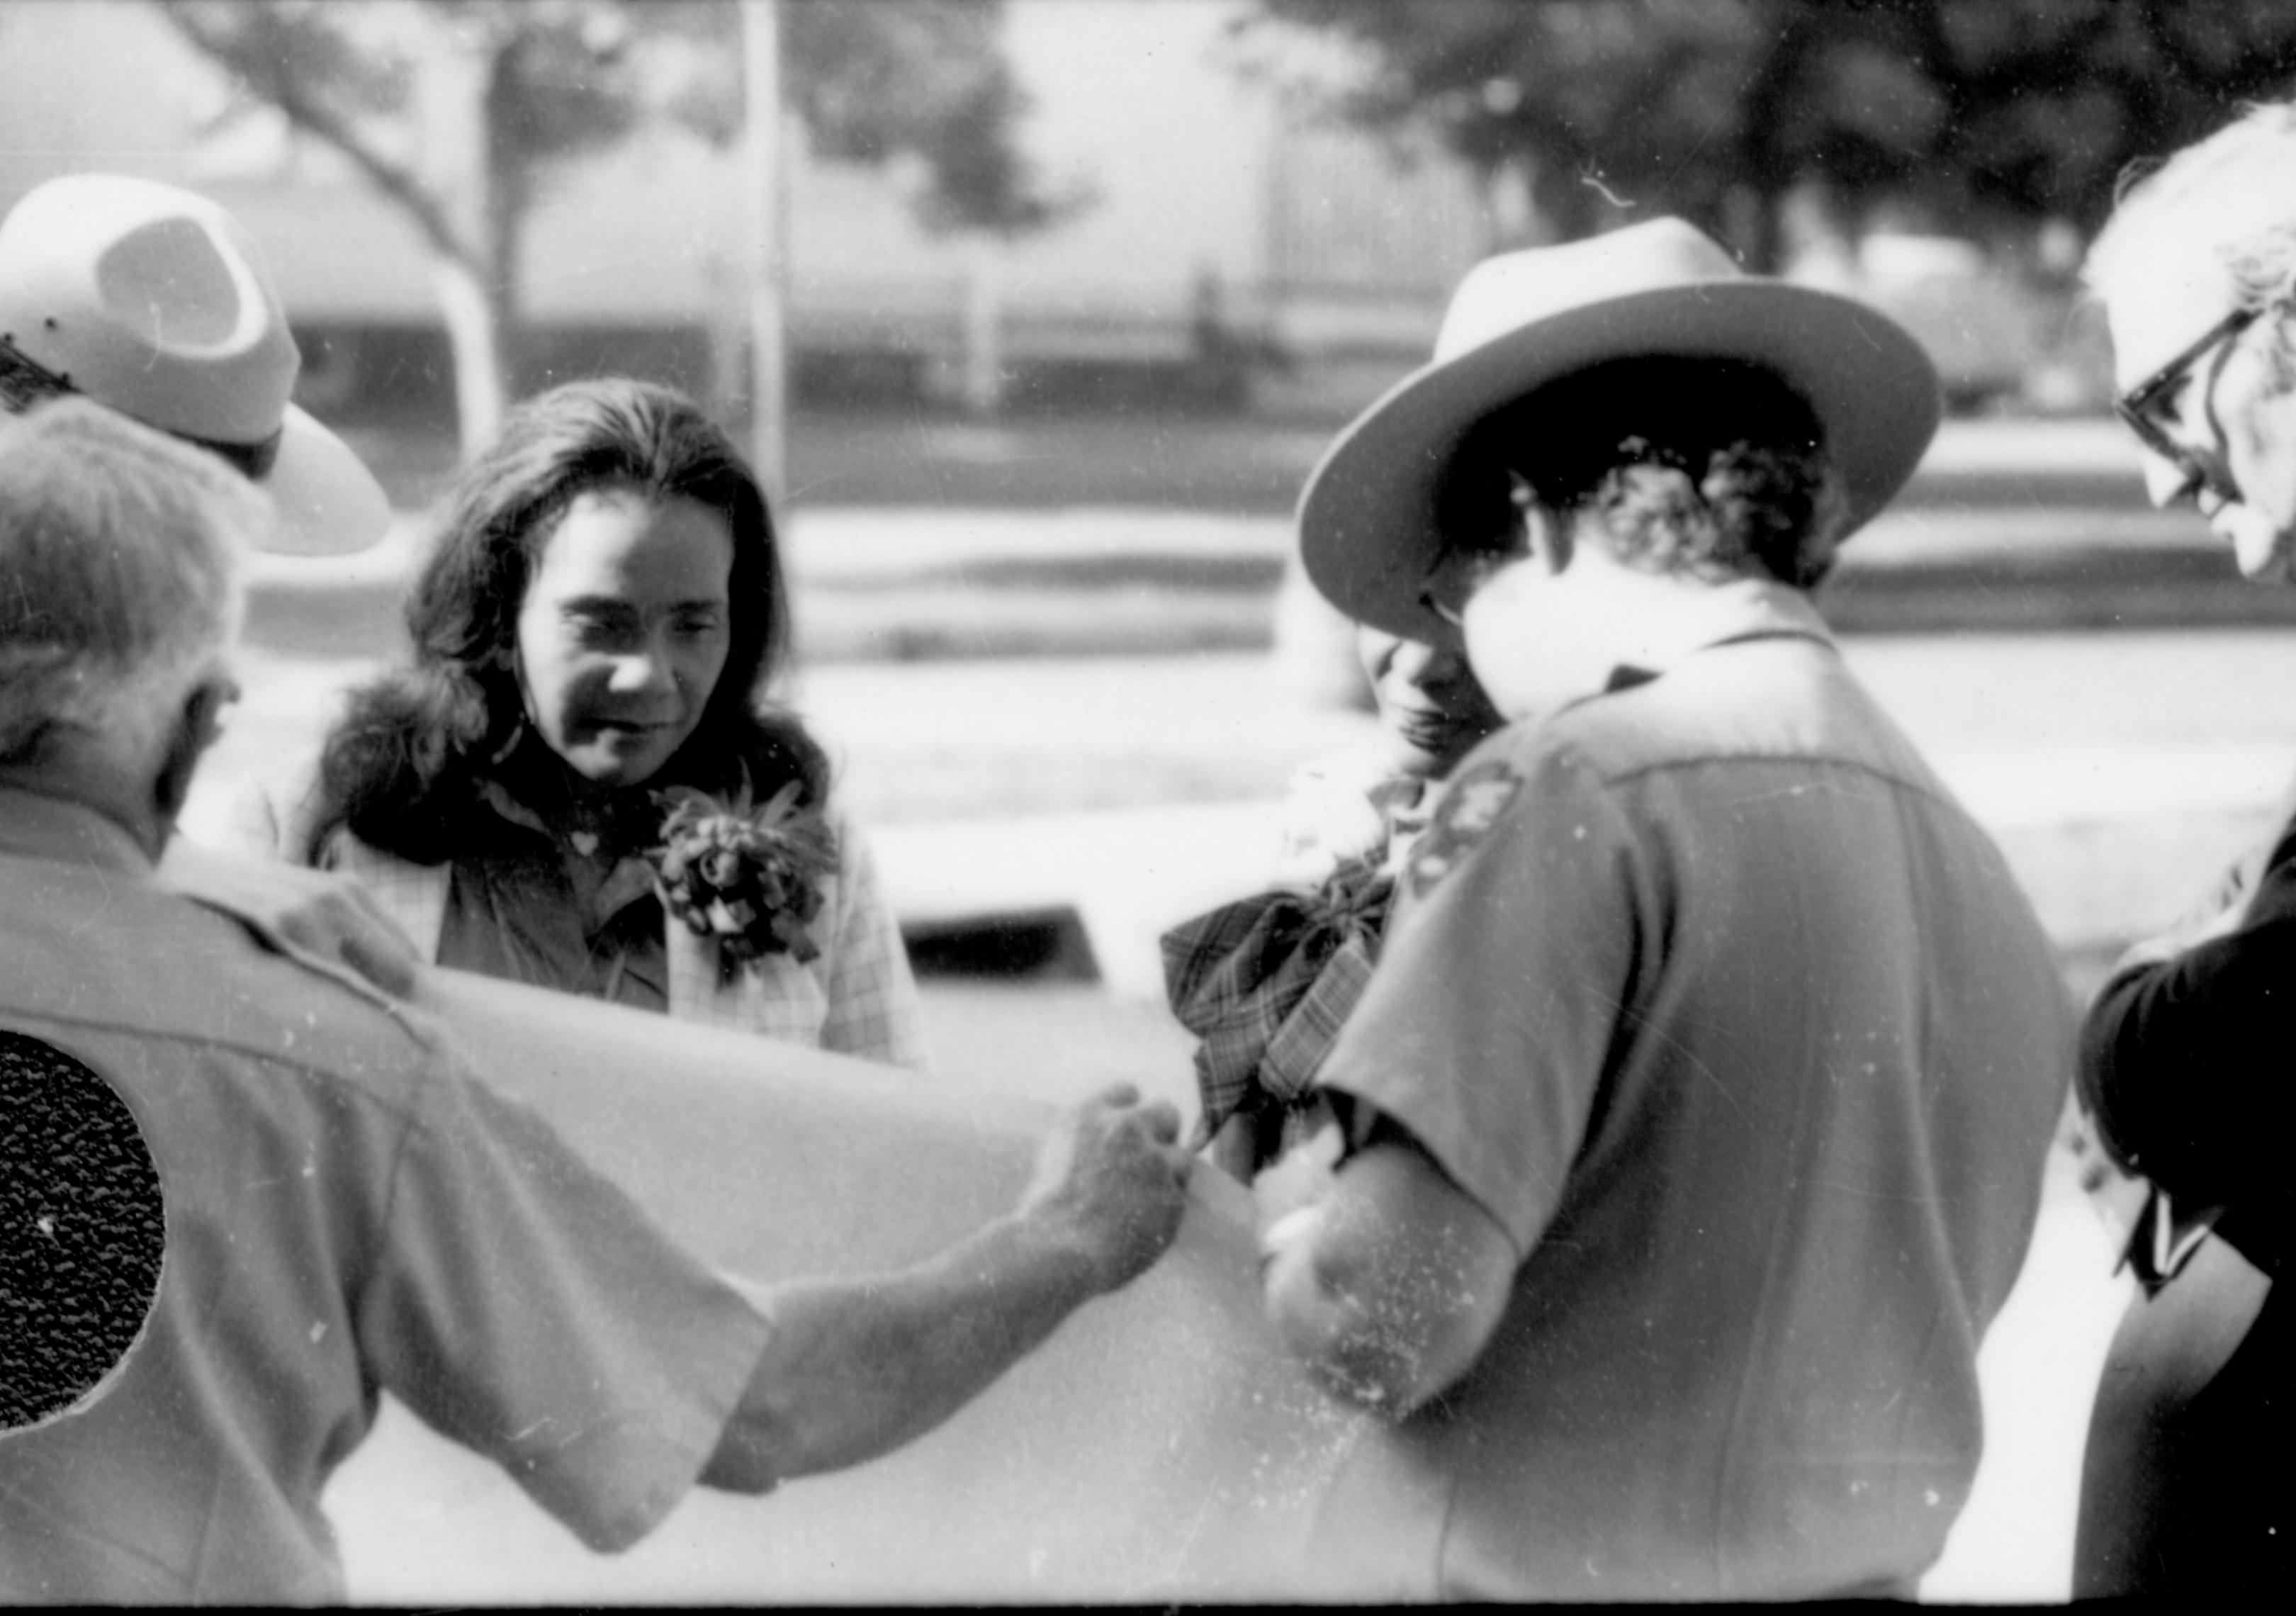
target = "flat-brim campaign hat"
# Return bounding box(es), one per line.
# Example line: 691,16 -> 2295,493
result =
1298,216 -> 1941,642
0,174 -> 391,555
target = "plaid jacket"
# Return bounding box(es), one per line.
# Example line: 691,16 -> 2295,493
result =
1161,765 -> 1436,1145
229,763 -> 930,1071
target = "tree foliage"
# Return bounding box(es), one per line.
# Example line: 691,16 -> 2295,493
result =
159,0 -> 1064,439
1236,0 -> 2296,263
164,0 -> 1059,240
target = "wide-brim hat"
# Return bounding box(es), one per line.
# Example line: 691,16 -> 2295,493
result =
0,174 -> 391,555
1298,216 -> 1941,642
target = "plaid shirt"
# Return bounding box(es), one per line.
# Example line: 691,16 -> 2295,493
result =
228,765 -> 930,1070
1161,855 -> 1389,1138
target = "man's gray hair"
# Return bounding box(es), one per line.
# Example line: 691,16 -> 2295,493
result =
0,399 -> 263,762
2087,100 -> 2296,315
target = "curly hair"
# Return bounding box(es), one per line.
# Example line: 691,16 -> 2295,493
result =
1447,357 -> 1846,588
304,378 -> 826,865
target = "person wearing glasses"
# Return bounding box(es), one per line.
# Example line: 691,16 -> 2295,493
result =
2069,101 -> 2296,1598
1249,218 -> 2074,1601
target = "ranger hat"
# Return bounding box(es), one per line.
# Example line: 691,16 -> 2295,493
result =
1298,216 -> 1941,641
0,174 -> 390,555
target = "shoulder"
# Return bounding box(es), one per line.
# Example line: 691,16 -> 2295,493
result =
45,874 -> 456,1116
1399,744 -> 1628,908
220,744 -> 329,861
1536,636 -> 1938,800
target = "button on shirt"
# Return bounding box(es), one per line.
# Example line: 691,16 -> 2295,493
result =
1313,585 -> 2073,1600
0,789 -> 773,1603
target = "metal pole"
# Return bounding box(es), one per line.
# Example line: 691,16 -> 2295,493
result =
741,0 -> 787,497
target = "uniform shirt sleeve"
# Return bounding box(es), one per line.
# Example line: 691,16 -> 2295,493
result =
354,1045 -> 775,1552
2079,844 -> 2296,1219
1312,743 -> 1648,1251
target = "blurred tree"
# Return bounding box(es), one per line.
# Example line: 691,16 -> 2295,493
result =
1232,0 -> 2296,266
160,0 -> 1067,448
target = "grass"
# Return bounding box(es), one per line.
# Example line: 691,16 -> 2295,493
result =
339,400 -> 2171,520
338,406 -> 1341,518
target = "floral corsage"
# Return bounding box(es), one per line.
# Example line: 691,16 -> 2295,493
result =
647,772 -> 839,979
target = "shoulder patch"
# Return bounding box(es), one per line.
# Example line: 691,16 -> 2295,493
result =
0,1031 -> 165,1431
1403,759 -> 1524,900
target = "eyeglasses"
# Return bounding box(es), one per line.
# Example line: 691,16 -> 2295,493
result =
0,332 -> 283,481
2115,303 -> 2262,504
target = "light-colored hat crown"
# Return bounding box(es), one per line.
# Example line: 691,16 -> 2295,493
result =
0,174 -> 390,554
1432,218 -> 1743,363
0,175 -> 296,446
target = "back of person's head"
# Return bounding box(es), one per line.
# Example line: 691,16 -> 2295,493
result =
412,376 -> 789,741
0,398 -> 257,767
1443,357 -> 1846,588
2087,100 -> 2296,314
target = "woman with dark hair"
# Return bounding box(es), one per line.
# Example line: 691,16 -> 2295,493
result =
236,377 -> 927,1067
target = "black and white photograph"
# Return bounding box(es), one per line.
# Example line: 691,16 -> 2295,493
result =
2,0 -> 2289,1602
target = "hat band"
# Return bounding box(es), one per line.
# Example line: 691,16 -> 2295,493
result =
1,334 -> 281,480
174,422 -> 283,481
0,335 -> 72,413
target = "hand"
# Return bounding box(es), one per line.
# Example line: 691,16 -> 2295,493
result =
1018,1083 -> 1192,1293
162,843 -> 422,998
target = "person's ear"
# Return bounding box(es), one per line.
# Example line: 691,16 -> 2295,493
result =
152,673 -> 237,827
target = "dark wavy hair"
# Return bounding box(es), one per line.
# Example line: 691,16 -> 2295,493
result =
303,377 -> 826,865
1441,357 -> 1845,588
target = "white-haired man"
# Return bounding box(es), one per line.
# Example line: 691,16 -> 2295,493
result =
0,398 -> 1193,1602
1,171 -> 416,989
1254,218 -> 2073,1600
2069,100 -> 2296,1598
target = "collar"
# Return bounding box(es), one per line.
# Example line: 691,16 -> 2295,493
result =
0,784 -> 155,876
477,729 -> 666,859
1619,573 -> 1833,673
1564,575 -> 1836,712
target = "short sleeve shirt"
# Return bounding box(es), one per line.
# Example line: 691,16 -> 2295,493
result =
1315,589 -> 2073,1601
0,790 -> 773,1603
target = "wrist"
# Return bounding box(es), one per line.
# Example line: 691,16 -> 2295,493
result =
998,1201 -> 1118,1305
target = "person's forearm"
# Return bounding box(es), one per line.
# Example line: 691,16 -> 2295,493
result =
702,1210 -> 1105,1490
1261,1206 -> 1429,1410
1259,1141 -> 1516,1417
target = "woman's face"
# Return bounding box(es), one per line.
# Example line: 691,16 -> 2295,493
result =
1356,624 -> 1503,777
513,487 -> 736,791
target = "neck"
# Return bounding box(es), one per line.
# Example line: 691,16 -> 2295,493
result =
493,727 -> 667,848
1465,537 -> 1787,728
0,748 -> 171,863
1585,559 -> 1773,670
